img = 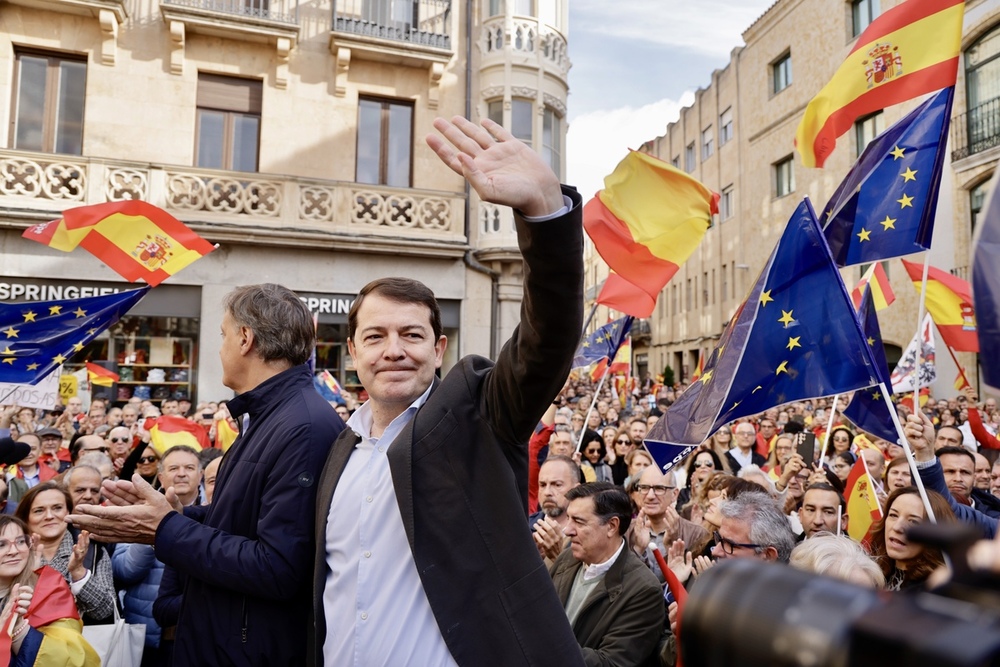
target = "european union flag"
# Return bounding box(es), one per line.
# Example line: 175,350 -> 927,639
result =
572,316 -> 633,369
973,170 -> 1000,394
0,286 -> 150,384
822,87 -> 953,267
842,289 -> 899,443
644,199 -> 881,471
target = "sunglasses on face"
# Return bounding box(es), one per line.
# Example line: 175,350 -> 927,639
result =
108,437 -> 130,444
83,446 -> 110,454
139,456 -> 159,464
616,439 -> 631,445
694,461 -> 715,468
585,448 -> 601,455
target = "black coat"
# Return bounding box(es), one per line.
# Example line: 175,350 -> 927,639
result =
310,188 -> 586,666
154,364 -> 343,665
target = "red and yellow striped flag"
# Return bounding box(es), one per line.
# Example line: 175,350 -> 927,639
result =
23,201 -> 215,287
216,418 -> 239,452
795,0 -> 964,168
147,415 -> 209,454
900,259 -> 979,352
584,151 -> 717,303
845,456 -> 883,541
851,262 -> 896,311
85,363 -> 119,387
690,353 -> 705,382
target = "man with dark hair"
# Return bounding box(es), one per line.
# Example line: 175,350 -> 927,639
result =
550,482 -> 664,666
312,116 -> 585,666
797,483 -> 847,539
68,282 -> 345,665
934,425 -> 965,450
937,445 -> 976,505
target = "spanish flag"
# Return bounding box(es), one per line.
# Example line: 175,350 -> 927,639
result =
147,415 -> 209,454
216,417 -> 239,452
596,272 -> 656,318
584,151 -> 717,305
22,201 -> 215,287
851,262 -> 896,311
85,362 -> 119,388
795,0 -> 964,168
845,455 -> 883,542
900,259 -> 979,351
690,353 -> 705,382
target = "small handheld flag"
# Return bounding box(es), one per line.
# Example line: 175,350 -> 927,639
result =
85,363 -> 119,388
900,259 -> 978,352
572,316 -> 634,369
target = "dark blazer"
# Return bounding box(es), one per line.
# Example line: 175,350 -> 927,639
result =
310,188 -> 586,666
725,449 -> 766,473
550,544 -> 665,667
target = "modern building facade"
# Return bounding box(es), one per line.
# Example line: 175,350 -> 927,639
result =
0,0 -> 569,403
587,0 -> 995,396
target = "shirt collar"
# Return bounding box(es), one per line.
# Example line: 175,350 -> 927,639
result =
347,382 -> 435,443
582,538 -> 625,581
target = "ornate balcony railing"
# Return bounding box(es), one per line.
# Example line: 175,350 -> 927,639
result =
161,0 -> 297,24
952,97 -> 1000,161
0,150 -> 465,247
332,0 -> 450,49
480,14 -> 568,74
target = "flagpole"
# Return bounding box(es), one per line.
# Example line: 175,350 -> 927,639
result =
878,380 -> 937,522
944,343 -> 971,390
581,301 -> 599,337
911,254 -> 932,414
821,395 -> 840,464
577,365 -> 612,453
858,449 -> 884,520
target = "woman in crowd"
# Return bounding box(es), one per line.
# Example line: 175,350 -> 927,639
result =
600,426 -> 619,454
821,426 -> 854,465
580,435 -> 613,483
677,449 -> 723,511
789,534 -> 885,588
869,487 -> 955,591
623,449 -> 653,488
15,483 -> 116,624
0,515 -> 99,666
705,427 -> 734,473
606,428 -> 634,486
884,455 -> 912,493
829,451 -> 856,485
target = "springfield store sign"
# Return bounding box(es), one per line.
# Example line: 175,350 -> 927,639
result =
0,282 -> 121,301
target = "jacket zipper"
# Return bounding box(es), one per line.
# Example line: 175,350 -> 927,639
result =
241,596 -> 248,643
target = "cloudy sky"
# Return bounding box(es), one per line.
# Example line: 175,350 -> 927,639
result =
566,0 -> 777,200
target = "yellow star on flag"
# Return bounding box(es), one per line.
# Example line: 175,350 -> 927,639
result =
778,310 -> 795,326
857,228 -> 872,242
48,306 -> 62,315
72,342 -> 85,352
22,311 -> 36,323
26,363 -> 38,371
890,145 -> 905,160
2,327 -> 17,338
897,194 -> 914,209
2,358 -> 14,365
871,391 -> 882,401
867,336 -> 875,346
52,353 -> 67,365
731,401 -> 741,410
73,307 -> 87,318
786,336 -> 801,351
1,347 -> 13,355
87,328 -> 98,336
700,370 -> 713,384
752,385 -> 763,394
775,361 -> 789,375
901,167 -> 917,182
759,290 -> 773,307
880,216 -> 896,230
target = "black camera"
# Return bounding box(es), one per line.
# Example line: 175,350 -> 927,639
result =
681,523 -> 1000,666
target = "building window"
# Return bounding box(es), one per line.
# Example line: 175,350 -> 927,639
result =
702,272 -> 709,307
542,107 -> 562,179
511,99 -> 533,143
487,100 -> 503,127
719,107 -> 733,146
854,111 -> 884,157
685,142 -> 696,173
488,0 -> 502,16
357,96 -> 413,187
11,51 -> 87,155
701,126 -> 714,160
722,264 -> 729,303
196,73 -> 262,172
720,186 -> 734,221
774,156 -> 794,197
772,52 -> 792,94
685,278 -> 692,310
671,284 -> 677,315
964,26 -> 1000,159
671,156 -> 680,168
711,269 -> 716,305
513,0 -> 532,14
971,178 -> 990,234
852,0 -> 880,38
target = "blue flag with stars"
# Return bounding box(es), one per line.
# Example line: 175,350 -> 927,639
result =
973,170 -> 1000,395
821,87 -> 953,267
0,286 -> 150,384
572,316 -> 633,369
842,289 -> 899,444
644,199 -> 881,471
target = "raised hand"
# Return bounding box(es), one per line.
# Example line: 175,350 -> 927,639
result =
68,530 -> 90,582
426,117 -> 563,218
666,539 -> 693,584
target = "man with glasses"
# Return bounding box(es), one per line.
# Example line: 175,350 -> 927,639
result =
726,423 -> 766,473
756,418 -> 778,459
631,465 -> 708,582
711,491 -> 795,563
73,434 -> 110,463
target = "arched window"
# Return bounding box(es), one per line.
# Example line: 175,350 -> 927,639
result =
964,26 -> 1000,157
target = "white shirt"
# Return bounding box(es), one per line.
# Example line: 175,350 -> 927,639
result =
728,446 -> 754,470
323,383 -> 458,667
583,539 -> 625,581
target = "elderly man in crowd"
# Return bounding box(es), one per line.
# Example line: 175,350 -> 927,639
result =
631,465 -> 709,581
711,491 -> 796,563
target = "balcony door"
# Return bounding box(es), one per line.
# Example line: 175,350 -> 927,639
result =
362,0 -> 415,30
966,26 -> 1000,155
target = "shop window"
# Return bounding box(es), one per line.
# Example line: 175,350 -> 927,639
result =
357,96 -> 413,187
11,50 -> 87,155
196,73 -> 262,173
